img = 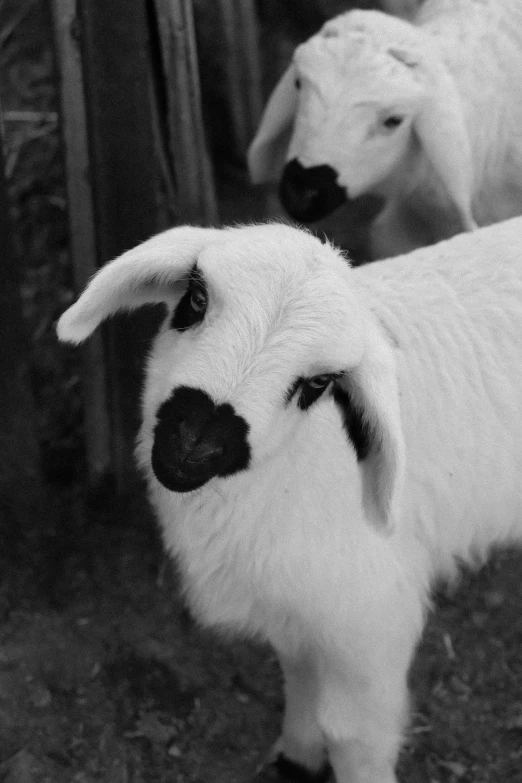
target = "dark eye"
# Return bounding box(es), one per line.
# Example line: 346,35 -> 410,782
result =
285,373 -> 339,410
307,374 -> 331,390
190,285 -> 207,314
170,273 -> 208,331
295,77 -> 301,90
383,115 -> 404,130
297,375 -> 333,410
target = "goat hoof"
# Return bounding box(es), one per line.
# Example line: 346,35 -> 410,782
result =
267,754 -> 332,782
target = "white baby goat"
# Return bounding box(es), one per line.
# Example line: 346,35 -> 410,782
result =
248,0 -> 522,259
57,218 -> 522,783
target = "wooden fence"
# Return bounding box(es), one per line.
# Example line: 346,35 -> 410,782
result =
0,126 -> 45,525
47,0 -> 263,488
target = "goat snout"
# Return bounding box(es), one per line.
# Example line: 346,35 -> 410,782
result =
151,386 -> 251,492
279,159 -> 347,222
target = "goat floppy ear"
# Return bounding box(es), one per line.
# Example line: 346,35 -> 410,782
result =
337,334 -> 405,531
57,226 -> 224,344
411,52 -> 477,231
247,64 -> 299,184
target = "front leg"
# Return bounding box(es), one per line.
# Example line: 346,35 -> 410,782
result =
316,657 -> 410,783
270,652 -> 331,781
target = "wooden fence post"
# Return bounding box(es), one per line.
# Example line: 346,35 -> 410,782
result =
73,0 -> 165,489
51,0 -> 220,489
52,0 -> 112,483
217,0 -> 263,159
151,0 -> 218,224
0,125 -> 44,526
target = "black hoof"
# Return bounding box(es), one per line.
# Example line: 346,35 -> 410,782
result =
269,754 -> 332,782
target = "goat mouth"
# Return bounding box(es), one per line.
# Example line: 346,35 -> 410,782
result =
151,456 -> 217,493
151,431 -> 223,493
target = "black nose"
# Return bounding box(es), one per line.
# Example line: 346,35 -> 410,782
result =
279,159 -> 348,222
151,386 -> 251,493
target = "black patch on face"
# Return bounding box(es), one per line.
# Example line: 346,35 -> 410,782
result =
170,266 -> 207,331
332,385 -> 371,462
152,386 -> 251,493
271,754 -> 332,782
279,159 -> 348,223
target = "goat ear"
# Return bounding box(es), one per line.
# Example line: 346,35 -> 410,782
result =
247,64 -> 299,184
57,225 -> 223,344
413,56 -> 477,231
337,337 -> 405,532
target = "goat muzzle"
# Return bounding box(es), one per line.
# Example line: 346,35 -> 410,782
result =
279,159 -> 348,222
152,386 -> 251,492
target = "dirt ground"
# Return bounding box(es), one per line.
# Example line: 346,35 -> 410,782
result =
1,487 -> 522,783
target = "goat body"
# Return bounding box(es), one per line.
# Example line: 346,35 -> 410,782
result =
57,217 -> 522,782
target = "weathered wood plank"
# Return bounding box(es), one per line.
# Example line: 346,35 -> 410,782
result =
218,0 -> 263,158
52,0 -> 112,482
0,123 -> 44,525
77,0 -> 164,488
152,0 -> 218,224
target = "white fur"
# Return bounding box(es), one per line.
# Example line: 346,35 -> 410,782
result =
57,218 -> 522,782
248,0 -> 522,258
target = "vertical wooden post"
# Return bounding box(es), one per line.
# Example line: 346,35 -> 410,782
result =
51,0 -> 221,489
152,0 -> 218,224
76,0 -> 164,488
218,0 -> 263,159
52,0 -> 112,483
0,125 -> 44,526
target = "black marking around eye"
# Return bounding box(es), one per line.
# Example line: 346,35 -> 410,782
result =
298,382 -> 328,410
332,385 -> 371,462
285,375 -> 371,458
170,266 -> 207,331
285,376 -> 334,411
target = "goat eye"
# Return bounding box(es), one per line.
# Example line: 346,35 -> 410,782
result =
307,374 -> 331,390
296,375 -> 332,410
295,77 -> 301,90
170,276 -> 208,331
190,285 -> 207,314
383,115 -> 404,130
285,374 -> 334,411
